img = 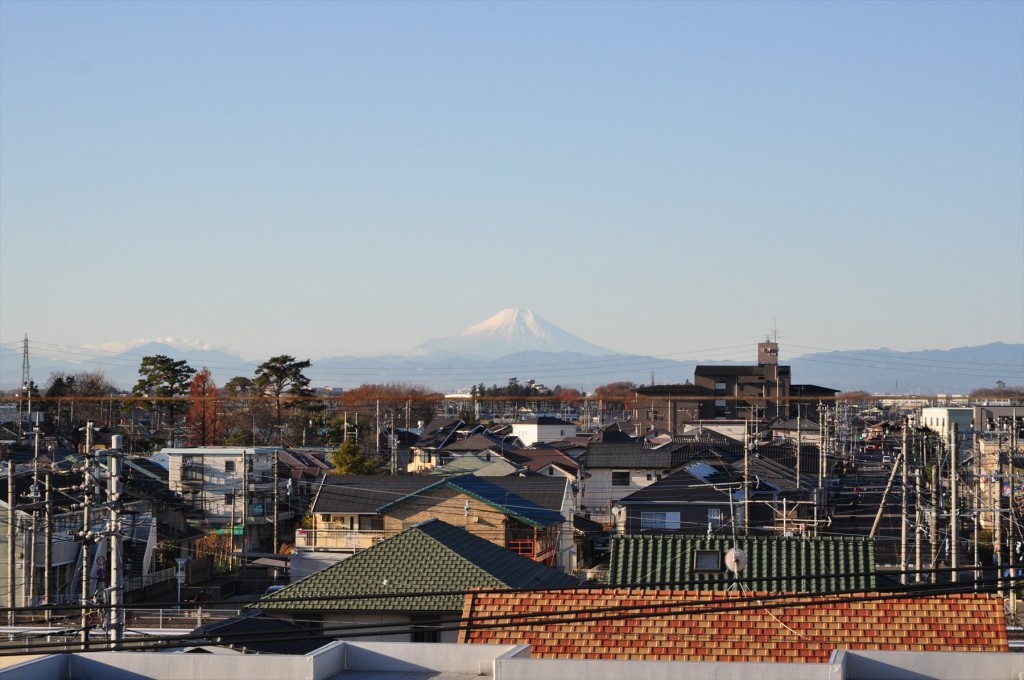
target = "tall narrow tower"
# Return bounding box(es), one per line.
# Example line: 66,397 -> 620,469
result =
21,334 -> 32,426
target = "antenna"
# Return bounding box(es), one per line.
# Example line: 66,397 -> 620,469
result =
725,547 -> 746,576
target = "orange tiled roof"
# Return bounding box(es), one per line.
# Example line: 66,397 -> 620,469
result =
459,588 -> 1007,662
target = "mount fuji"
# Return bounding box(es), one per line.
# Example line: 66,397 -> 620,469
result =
410,309 -> 618,359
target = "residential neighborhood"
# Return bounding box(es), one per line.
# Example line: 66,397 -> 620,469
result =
0,340 -> 1021,679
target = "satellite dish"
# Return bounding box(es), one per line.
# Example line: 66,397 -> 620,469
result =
725,547 -> 747,575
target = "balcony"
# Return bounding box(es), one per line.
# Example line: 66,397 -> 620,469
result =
181,470 -> 205,487
295,528 -> 386,552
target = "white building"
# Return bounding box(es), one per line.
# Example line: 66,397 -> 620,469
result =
511,417 -> 577,447
162,447 -> 292,552
919,407 -> 974,437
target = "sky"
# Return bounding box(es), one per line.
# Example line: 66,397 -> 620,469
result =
1,0 -> 1022,368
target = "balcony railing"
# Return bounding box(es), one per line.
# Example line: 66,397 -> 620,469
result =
295,528 -> 385,552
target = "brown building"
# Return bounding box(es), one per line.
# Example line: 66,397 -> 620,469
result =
632,342 -> 834,435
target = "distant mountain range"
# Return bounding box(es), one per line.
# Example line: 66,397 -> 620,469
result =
3,309 -> 1021,395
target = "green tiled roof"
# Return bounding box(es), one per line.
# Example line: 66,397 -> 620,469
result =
255,519 -> 578,613
608,534 -> 876,593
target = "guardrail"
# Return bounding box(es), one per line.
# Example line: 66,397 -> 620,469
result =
125,566 -> 176,592
295,528 -> 385,551
124,607 -> 242,630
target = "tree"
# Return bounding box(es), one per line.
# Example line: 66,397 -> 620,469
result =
340,383 -> 441,432
331,439 -> 377,475
132,355 -> 196,442
185,368 -> 224,446
254,355 -> 312,443
44,370 -> 119,447
221,376 -> 272,446
593,381 -> 638,410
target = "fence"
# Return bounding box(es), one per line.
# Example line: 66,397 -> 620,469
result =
123,607 -> 242,630
124,567 -> 176,592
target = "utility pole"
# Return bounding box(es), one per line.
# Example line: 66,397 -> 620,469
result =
229,489 -> 236,571
870,450 -> 902,539
241,452 -> 248,555
1010,409 -> 1018,608
108,451 -> 123,646
931,463 -> 939,584
915,469 -> 922,583
950,423 -> 959,583
28,422 -> 41,607
743,422 -> 750,536
796,414 -> 802,488
8,460 -> 16,625
390,412 -> 398,476
81,444 -> 93,646
273,451 -> 279,554
901,418 -> 908,585
44,474 -> 52,623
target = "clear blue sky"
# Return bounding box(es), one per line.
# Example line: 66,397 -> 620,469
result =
1,0 -> 1022,365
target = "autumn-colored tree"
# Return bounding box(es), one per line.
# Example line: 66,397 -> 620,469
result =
185,368 -> 224,446
970,381 -> 1024,398
592,381 -> 638,410
838,391 -> 874,402
194,530 -> 235,572
340,383 -> 441,429
552,386 -> 584,403
331,439 -> 377,475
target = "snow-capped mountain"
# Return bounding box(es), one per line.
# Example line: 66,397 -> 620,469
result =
410,308 -> 618,359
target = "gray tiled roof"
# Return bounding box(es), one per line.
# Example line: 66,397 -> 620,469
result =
190,611 -> 334,654
312,476 -> 433,514
608,534 -> 876,592
584,441 -> 691,469
256,519 -> 579,613
378,475 -> 564,528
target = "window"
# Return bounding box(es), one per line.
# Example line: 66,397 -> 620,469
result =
224,460 -> 235,473
708,508 -> 722,529
715,400 -> 726,408
612,470 -> 630,486
359,515 -> 384,531
715,381 -> 727,391
694,550 -> 723,572
224,493 -> 234,505
640,511 -> 680,531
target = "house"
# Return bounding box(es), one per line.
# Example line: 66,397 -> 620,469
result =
503,447 -> 580,480
459,588 -> 1008,661
257,518 -> 579,642
612,447 -> 825,537
607,534 -> 876,592
294,474 -> 576,576
428,455 -> 522,478
292,475 -> 430,578
377,474 -> 568,568
511,416 -> 577,446
406,418 -> 467,473
580,441 -> 695,523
